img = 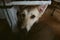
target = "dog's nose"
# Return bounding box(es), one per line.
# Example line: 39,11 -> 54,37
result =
21,25 -> 27,31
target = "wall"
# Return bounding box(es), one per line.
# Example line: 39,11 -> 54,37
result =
0,9 -> 5,19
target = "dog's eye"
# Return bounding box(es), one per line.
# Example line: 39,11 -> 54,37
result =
22,14 -> 25,17
30,15 -> 35,19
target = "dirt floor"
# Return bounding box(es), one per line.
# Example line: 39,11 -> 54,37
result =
0,1 -> 60,40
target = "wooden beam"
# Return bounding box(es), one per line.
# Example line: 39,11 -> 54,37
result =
5,1 -> 51,6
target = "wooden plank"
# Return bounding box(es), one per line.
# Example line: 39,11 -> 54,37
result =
5,1 -> 51,6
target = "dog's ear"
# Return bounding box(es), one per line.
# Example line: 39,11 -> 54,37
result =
37,5 -> 48,13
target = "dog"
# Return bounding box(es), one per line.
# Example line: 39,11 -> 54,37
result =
17,5 -> 48,32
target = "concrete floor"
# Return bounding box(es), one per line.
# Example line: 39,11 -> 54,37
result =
0,1 -> 60,40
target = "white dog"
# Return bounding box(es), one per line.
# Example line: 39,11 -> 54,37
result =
18,5 -> 48,32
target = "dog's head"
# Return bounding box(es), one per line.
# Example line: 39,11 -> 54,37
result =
18,5 -> 48,32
